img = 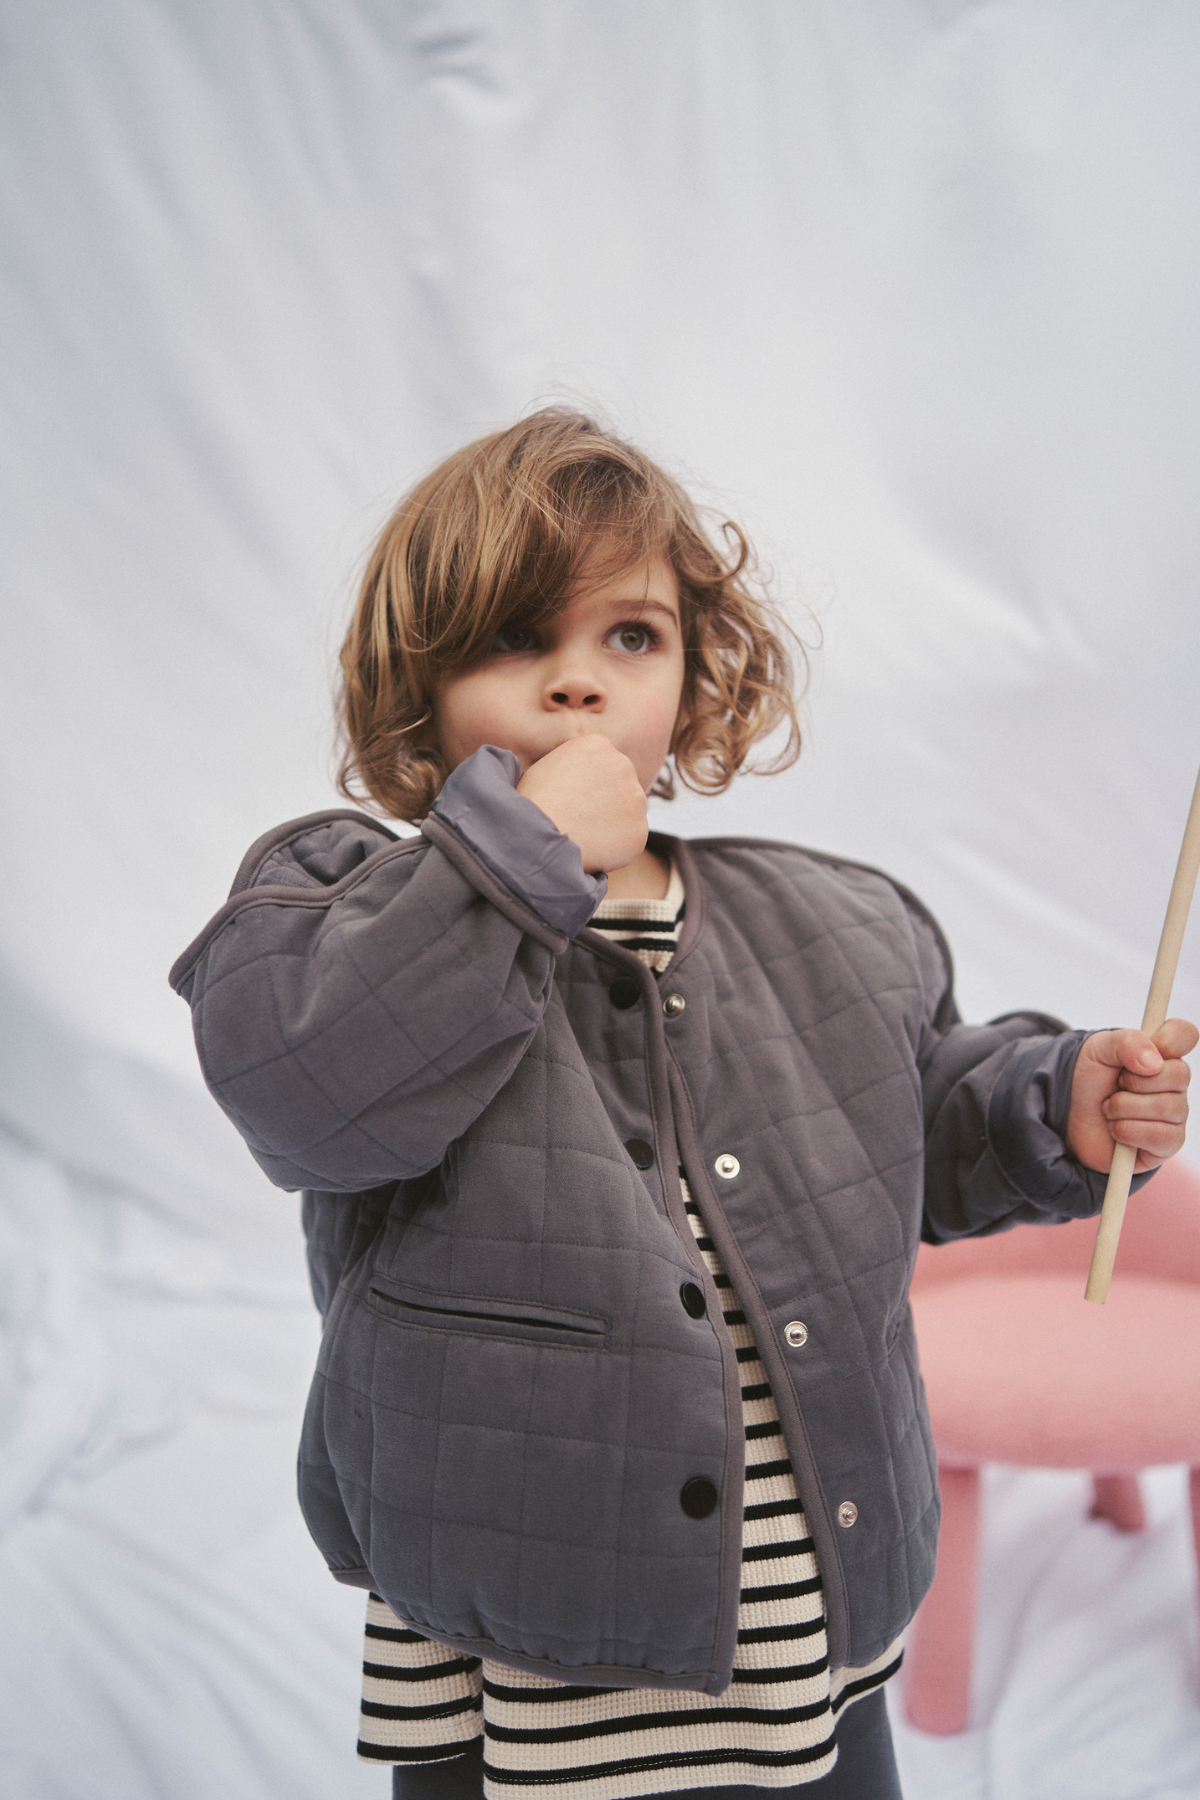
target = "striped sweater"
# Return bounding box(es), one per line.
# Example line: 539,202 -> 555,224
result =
357,864 -> 901,1794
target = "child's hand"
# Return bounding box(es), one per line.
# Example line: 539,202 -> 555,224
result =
518,734 -> 649,874
1065,1018 -> 1198,1173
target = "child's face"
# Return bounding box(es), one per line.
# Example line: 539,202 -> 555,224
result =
433,549 -> 687,792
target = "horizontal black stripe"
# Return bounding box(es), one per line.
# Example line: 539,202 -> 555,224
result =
723,1308 -> 747,1325
363,1656 -> 481,1682
741,1576 -> 823,1604
361,1694 -> 482,1723
358,1742 -> 481,1763
592,933 -> 677,954
730,1654 -> 830,1684
740,1381 -> 772,1401
737,1617 -> 825,1645
482,1694 -> 832,1745
589,935 -> 681,951
480,1736 -> 836,1784
745,1458 -> 793,1481
830,1652 -> 904,1715
744,1420 -> 782,1440
713,1273 -> 733,1288
742,1535 -> 814,1562
744,1496 -> 803,1520
694,1235 -> 715,1252
365,1623 -> 429,1644
589,938 -> 680,958
482,1680 -> 632,1704
735,1345 -> 763,1363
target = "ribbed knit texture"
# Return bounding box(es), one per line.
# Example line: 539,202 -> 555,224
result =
356,863 -> 901,1793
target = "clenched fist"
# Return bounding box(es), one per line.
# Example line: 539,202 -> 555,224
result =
1066,1017 -> 1197,1173
517,735 -> 649,875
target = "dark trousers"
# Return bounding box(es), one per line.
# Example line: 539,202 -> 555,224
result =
391,1688 -> 903,1800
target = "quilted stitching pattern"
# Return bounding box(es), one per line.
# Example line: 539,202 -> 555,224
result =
187,838 -> 559,1191
175,807 -> 1101,1680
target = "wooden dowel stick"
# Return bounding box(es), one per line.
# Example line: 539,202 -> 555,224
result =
1085,765 -> 1200,1304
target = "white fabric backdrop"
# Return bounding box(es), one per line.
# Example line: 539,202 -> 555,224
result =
2,3 -> 1199,1795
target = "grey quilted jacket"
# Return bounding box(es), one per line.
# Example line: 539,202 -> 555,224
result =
170,745 -> 1108,1695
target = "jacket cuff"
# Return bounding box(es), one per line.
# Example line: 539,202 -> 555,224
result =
424,745 -> 607,939
987,1028 -> 1154,1215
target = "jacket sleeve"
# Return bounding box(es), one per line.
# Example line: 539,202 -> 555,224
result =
895,885 -> 1135,1242
169,746 -> 605,1192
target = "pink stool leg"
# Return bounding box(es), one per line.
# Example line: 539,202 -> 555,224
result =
1090,1474 -> 1146,1533
904,1465 -> 980,1735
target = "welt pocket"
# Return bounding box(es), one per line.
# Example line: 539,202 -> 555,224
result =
365,1280 -> 608,1350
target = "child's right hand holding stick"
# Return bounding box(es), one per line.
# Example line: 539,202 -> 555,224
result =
1066,1020 -> 1196,1174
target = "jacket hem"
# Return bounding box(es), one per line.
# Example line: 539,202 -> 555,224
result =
330,1563 -> 375,1589
366,1616 -> 735,1696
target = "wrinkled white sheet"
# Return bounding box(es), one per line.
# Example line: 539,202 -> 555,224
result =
2,3 -> 1199,1795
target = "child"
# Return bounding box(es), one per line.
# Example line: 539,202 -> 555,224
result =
170,410 -> 1194,1800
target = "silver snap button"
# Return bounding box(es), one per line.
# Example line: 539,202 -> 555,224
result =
663,992 -> 686,1018
784,1320 -> 808,1348
837,1501 -> 858,1528
714,1154 -> 740,1180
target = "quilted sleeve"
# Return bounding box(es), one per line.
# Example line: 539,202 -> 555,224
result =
897,890 -> 1117,1241
169,747 -> 604,1193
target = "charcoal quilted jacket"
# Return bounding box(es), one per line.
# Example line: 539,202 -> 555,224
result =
169,746 -> 1107,1695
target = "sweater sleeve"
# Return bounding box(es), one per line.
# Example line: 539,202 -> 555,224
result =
169,746 -> 603,1193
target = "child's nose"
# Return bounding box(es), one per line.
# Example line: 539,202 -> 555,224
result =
543,672 -> 605,711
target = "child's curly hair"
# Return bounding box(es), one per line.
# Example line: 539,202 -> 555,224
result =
337,409 -> 804,820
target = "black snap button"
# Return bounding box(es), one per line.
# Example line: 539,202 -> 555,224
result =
680,1281 -> 706,1318
609,975 -> 641,1010
625,1138 -> 654,1170
680,1476 -> 719,1519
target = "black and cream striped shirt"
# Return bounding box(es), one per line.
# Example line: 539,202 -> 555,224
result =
357,864 -> 901,1794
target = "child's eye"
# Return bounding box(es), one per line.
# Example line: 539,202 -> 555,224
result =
609,623 -> 660,654
494,623 -> 537,654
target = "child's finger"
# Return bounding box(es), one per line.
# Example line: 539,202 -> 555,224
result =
1117,1055 -> 1192,1095
1151,1016 -> 1200,1059
1091,1027 -> 1165,1079
1103,1091 -> 1188,1126
1106,1116 -> 1186,1161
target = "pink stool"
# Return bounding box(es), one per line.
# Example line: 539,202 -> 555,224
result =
905,1157 -> 1200,1735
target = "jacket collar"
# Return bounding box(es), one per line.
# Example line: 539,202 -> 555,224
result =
574,831 -> 705,981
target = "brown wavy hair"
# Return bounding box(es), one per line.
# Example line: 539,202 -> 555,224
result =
337,409 -> 804,820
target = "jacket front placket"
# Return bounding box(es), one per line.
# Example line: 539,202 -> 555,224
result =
569,921 -> 745,1693
577,838 -> 853,1673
